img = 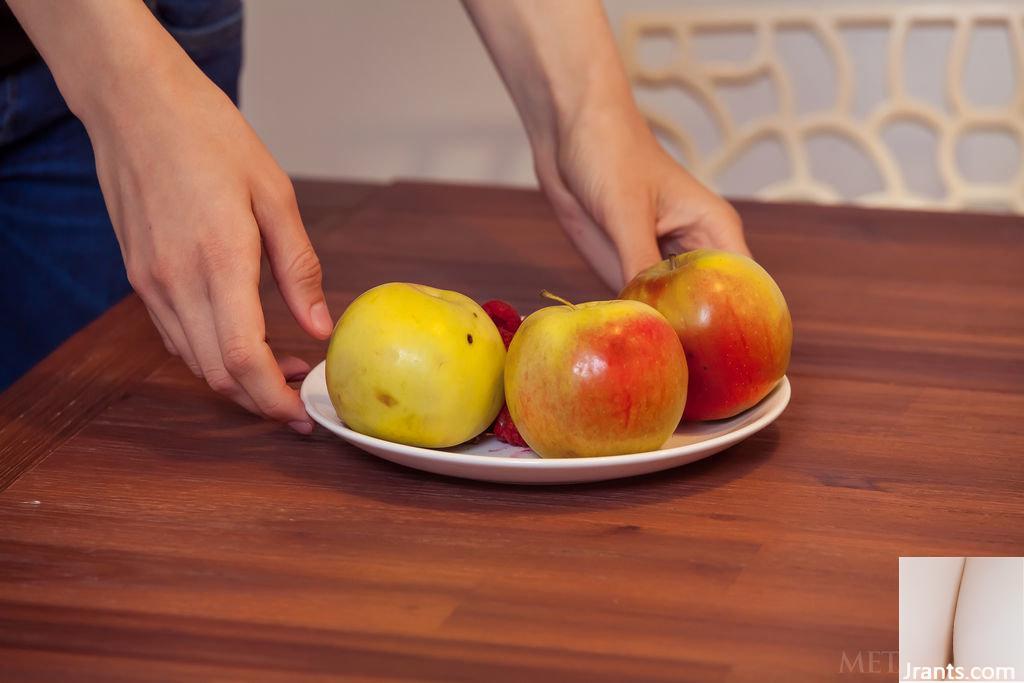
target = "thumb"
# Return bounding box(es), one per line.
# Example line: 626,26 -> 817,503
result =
254,179 -> 333,340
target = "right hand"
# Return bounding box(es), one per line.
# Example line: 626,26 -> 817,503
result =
84,57 -> 331,433
534,102 -> 749,291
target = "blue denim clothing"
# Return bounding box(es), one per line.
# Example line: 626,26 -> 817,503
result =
0,1 -> 243,389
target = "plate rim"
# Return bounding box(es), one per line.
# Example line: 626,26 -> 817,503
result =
301,360 -> 790,470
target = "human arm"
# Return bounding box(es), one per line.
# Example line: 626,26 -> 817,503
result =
462,0 -> 749,290
7,0 -> 330,432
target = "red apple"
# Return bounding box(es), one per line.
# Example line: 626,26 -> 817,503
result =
504,293 -> 687,458
620,249 -> 791,421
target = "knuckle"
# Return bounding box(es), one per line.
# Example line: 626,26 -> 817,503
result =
259,165 -> 296,205
721,203 -> 743,229
205,368 -> 237,395
126,262 -> 154,297
221,337 -> 258,375
199,230 -> 259,279
256,393 -> 293,421
198,237 -> 235,274
148,257 -> 176,289
286,246 -> 322,291
271,177 -> 298,209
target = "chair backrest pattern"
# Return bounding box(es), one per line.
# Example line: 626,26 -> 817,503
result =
621,5 -> 1024,212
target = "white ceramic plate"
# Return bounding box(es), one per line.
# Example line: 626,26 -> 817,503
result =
301,361 -> 790,485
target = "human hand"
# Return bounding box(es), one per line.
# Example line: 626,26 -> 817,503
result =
8,0 -> 328,431
463,0 -> 748,291
534,104 -> 749,291
84,56 -> 330,433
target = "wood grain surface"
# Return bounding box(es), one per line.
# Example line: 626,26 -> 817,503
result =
0,180 -> 1021,682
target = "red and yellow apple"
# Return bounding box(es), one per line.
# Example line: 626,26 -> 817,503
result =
504,294 -> 687,458
620,249 -> 791,421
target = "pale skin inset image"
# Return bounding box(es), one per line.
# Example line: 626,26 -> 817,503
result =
899,557 -> 1024,679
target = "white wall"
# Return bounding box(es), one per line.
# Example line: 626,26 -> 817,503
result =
241,0 -> 535,185
240,1 -> 1022,209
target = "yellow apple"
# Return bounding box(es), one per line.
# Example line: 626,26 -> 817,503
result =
326,283 -> 506,447
505,294 -> 688,458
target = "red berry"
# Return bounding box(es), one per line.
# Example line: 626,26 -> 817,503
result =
482,299 -> 521,345
481,299 -> 527,447
499,328 -> 516,348
492,404 -> 528,447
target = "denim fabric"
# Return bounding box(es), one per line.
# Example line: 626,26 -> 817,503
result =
0,0 -> 243,389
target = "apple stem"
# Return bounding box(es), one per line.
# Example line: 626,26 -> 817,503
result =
540,290 -> 576,309
668,252 -> 680,270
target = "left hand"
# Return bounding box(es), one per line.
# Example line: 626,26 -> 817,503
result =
533,104 -> 750,291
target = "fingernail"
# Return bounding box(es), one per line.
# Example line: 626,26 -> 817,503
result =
310,301 -> 333,338
289,420 -> 313,435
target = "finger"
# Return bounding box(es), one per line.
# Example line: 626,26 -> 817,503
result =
170,285 -> 264,417
143,298 -> 203,378
690,202 -> 751,257
251,175 -> 333,340
603,200 -> 662,288
616,233 -> 663,286
207,264 -> 312,432
659,216 -> 752,260
537,168 -> 625,291
262,336 -> 312,380
279,355 -> 311,382
715,205 -> 752,257
656,182 -> 751,257
144,305 -> 178,356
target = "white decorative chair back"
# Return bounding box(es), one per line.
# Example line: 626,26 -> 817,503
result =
620,5 -> 1024,212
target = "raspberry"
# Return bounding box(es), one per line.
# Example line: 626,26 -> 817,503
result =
499,327 -> 516,349
492,404 -> 528,447
482,299 -> 521,345
481,299 -> 527,447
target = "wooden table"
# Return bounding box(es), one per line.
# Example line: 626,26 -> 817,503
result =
1,180 -> 1021,682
